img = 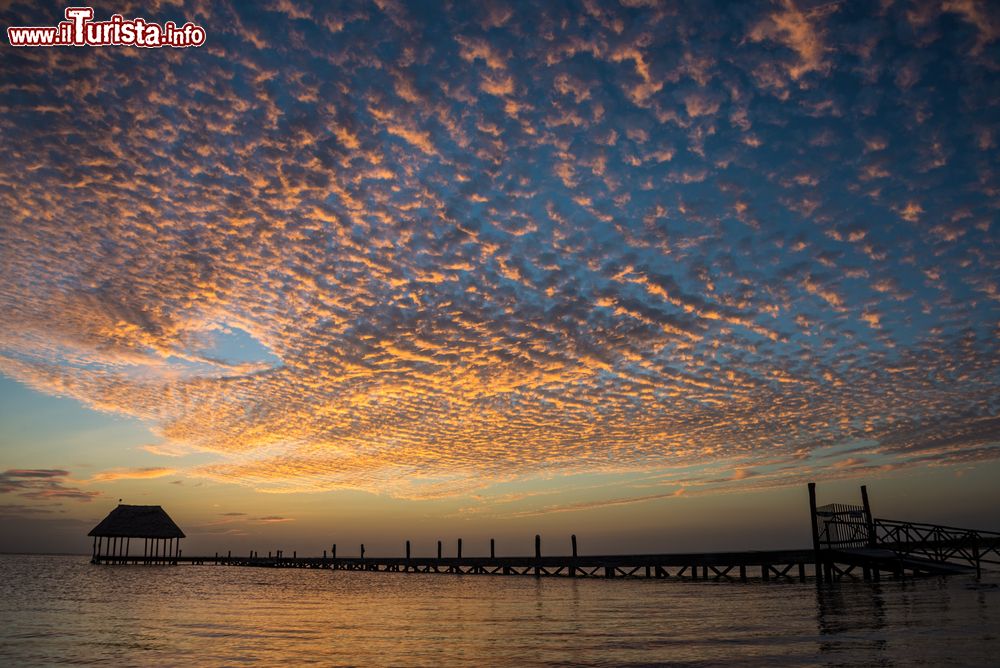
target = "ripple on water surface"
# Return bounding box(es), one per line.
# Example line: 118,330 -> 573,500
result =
0,554 -> 998,666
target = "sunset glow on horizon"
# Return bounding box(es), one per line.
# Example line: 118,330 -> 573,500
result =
1,0 -> 998,555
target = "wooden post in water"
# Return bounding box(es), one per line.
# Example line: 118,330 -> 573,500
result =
490,538 -> 495,559
973,536 -> 982,579
860,485 -> 877,548
457,538 -> 462,559
808,482 -> 823,584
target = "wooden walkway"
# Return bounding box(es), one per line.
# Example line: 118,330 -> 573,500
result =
94,549 -> 820,581
91,483 -> 1000,582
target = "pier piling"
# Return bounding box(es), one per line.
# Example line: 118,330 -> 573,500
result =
808,482 -> 823,584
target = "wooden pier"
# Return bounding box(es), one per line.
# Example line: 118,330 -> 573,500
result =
91,483 -> 1000,582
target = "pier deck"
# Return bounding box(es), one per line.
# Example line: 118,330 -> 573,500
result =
95,548 -> 821,581
91,483 -> 1000,582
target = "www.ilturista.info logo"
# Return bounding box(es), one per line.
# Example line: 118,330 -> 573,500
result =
7,7 -> 206,48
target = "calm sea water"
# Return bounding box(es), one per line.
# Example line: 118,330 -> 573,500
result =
0,554 -> 997,666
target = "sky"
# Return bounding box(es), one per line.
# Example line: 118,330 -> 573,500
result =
0,0 -> 998,556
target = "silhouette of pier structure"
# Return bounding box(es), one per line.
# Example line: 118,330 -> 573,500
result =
91,483 -> 1000,581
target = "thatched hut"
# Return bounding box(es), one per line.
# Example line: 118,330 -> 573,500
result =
88,504 -> 185,565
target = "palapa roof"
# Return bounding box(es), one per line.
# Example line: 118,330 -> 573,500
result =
88,504 -> 185,539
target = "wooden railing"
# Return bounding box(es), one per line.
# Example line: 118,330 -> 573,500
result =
816,503 -> 870,549
872,518 -> 1000,568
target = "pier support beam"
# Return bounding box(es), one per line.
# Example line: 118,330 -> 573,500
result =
861,485 -> 877,548
808,482 -> 823,584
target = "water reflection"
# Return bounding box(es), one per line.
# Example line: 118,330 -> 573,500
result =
816,581 -> 889,663
0,555 -> 996,666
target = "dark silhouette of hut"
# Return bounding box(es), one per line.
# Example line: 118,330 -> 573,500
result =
88,504 -> 185,565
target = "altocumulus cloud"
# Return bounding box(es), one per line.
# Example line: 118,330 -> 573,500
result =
0,0 -> 997,499
0,470 -> 99,502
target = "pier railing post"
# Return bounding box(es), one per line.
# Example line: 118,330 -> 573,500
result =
457,538 -> 462,560
860,485 -> 877,547
808,482 -> 823,583
570,534 -> 577,577
490,538 -> 495,559
332,544 -> 336,560
437,540 -> 442,560
534,534 -> 541,577
406,540 -> 411,561
361,544 -> 365,561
